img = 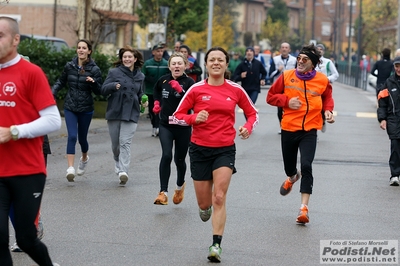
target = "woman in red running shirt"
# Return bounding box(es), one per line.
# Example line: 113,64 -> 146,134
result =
173,47 -> 258,263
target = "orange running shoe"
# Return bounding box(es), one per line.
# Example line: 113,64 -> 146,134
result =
154,192 -> 168,205
296,205 -> 309,224
172,182 -> 186,204
280,171 -> 301,196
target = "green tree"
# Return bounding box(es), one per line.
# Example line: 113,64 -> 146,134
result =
136,0 -> 208,45
184,6 -> 234,51
361,0 -> 397,57
261,17 -> 289,52
268,0 -> 289,24
136,0 -> 240,49
260,0 -> 290,52
18,38 -> 115,101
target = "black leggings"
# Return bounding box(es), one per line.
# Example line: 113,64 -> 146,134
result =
281,129 -> 317,194
158,124 -> 191,192
389,139 -> 400,177
0,174 -> 53,266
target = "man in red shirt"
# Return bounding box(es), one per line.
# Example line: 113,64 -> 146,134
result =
0,16 -> 61,266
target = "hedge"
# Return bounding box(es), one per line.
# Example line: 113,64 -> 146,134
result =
18,38 -> 116,101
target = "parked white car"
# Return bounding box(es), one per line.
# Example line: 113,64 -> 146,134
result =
368,70 -> 377,89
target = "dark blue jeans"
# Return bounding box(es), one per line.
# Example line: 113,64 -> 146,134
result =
64,109 -> 93,155
246,90 -> 259,104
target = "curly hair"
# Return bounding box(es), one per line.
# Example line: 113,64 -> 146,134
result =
168,52 -> 189,67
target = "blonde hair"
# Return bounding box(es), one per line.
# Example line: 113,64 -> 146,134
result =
168,52 -> 188,67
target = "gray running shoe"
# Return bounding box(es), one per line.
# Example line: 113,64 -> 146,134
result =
207,243 -> 222,262
280,170 -> 301,196
77,156 -> 89,176
199,206 -> 212,222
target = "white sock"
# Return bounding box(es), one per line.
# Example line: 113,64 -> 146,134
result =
163,191 -> 168,196
301,204 -> 308,209
176,185 -> 182,190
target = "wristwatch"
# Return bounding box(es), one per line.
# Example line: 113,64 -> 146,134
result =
10,125 -> 19,141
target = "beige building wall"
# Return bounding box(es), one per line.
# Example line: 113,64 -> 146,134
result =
0,1 -> 78,47
0,0 -> 136,51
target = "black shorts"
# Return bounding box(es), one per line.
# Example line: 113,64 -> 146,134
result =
189,142 -> 236,181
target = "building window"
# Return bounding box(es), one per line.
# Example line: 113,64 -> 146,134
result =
323,0 -> 332,5
251,9 -> 255,24
346,23 -> 354,37
321,22 -> 331,36
347,0 -> 357,7
100,23 -> 117,44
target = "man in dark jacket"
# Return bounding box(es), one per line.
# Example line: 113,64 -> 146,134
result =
142,44 -> 170,136
233,47 -> 266,104
377,56 -> 400,186
371,48 -> 393,97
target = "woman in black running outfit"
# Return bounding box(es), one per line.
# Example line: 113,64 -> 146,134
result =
153,52 -> 195,205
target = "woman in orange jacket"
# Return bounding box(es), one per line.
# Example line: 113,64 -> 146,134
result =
266,43 -> 335,224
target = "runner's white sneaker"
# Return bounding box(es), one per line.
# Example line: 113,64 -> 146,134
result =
77,156 -> 89,176
390,176 -> 399,186
66,167 -> 75,182
10,242 -> 22,252
119,172 -> 128,185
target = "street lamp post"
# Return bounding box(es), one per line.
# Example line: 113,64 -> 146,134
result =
207,0 -> 213,50
356,0 -> 363,89
160,6 -> 169,43
398,0 -> 400,47
347,0 -> 354,78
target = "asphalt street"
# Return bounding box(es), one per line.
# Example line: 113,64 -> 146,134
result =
11,82 -> 398,266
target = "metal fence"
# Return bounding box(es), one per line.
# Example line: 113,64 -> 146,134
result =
336,61 -> 369,91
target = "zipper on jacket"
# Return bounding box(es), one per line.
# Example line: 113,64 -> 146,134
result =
302,80 -> 309,130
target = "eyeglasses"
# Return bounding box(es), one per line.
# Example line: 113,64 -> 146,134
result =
296,56 -> 310,64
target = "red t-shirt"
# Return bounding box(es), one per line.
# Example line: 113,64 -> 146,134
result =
173,79 -> 258,147
0,58 -> 56,177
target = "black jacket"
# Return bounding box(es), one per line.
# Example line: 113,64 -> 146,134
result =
371,57 -> 393,87
233,58 -> 266,92
101,65 -> 145,123
377,74 -> 400,139
153,73 -> 194,127
52,57 -> 102,112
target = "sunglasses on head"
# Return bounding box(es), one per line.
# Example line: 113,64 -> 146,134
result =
296,56 -> 310,63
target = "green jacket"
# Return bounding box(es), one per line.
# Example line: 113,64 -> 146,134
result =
228,58 -> 241,75
142,58 -> 169,95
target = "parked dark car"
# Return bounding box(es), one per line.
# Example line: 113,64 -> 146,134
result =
20,34 -> 69,52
